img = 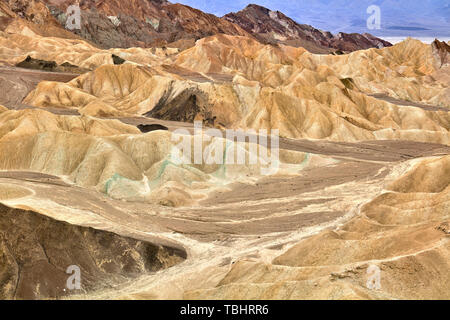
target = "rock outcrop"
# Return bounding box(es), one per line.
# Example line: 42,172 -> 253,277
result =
432,39 -> 450,67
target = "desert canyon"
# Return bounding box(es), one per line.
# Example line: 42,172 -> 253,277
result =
0,0 -> 449,300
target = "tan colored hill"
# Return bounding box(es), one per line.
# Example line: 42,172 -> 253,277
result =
0,13 -> 449,301
17,35 -> 449,144
1,103 -> 447,300
0,108 -> 140,139
0,111 -> 448,300
185,155 -> 450,300
0,108 -> 304,206
0,30 -> 177,69
175,35 -> 449,107
0,0 -> 84,40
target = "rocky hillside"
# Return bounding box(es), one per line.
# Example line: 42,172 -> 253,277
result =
224,4 -> 392,53
42,0 -> 252,49
0,0 -> 82,39
2,0 -> 391,53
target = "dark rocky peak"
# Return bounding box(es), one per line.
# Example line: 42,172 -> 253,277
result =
224,3 -> 392,53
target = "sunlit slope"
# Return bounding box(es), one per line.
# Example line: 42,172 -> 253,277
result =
0,32 -> 446,143
0,109 -> 310,206
185,155 -> 450,300
175,35 -> 448,107
0,108 -> 140,139
0,31 -> 177,68
24,61 -> 450,143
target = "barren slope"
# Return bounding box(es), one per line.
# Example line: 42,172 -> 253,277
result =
0,6 -> 448,301
187,156 -> 449,300
15,35 -> 449,144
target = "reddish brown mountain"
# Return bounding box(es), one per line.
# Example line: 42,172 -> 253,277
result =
41,0 -> 252,49
224,4 -> 392,53
2,1 -> 392,53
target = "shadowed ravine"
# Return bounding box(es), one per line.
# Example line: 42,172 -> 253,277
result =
0,204 -> 186,300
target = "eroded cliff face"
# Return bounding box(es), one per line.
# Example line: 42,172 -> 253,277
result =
0,203 -> 186,299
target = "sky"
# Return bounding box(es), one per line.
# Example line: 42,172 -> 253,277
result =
176,0 -> 450,38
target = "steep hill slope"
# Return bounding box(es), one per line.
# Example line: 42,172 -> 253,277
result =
20,35 -> 450,144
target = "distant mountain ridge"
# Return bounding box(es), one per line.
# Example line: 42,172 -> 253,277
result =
224,4 -> 392,53
178,0 -> 450,38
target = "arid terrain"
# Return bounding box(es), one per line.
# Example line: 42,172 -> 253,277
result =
0,0 -> 449,300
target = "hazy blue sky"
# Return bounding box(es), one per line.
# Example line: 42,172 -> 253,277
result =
176,0 -> 450,37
